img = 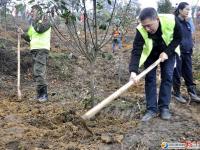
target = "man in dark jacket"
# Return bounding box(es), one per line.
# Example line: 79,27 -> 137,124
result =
18,5 -> 51,102
129,8 -> 182,122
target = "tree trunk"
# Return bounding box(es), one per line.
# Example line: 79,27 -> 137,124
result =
88,61 -> 96,108
84,59 -> 97,109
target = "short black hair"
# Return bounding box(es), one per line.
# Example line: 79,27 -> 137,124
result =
139,7 -> 158,21
31,4 -> 42,12
174,2 -> 189,16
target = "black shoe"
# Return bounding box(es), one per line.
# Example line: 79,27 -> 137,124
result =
187,85 -> 200,102
189,92 -> 200,103
173,93 -> 187,103
38,94 -> 48,102
141,111 -> 157,122
36,86 -> 48,102
160,108 -> 171,120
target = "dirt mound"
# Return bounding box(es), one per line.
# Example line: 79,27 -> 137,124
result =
0,48 -> 32,76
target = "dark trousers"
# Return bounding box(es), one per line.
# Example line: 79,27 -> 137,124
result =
144,54 -> 175,113
31,49 -> 49,91
173,53 -> 194,87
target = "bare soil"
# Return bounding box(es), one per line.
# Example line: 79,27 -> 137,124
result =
0,21 -> 200,150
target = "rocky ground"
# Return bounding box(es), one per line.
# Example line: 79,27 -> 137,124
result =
0,20 -> 200,150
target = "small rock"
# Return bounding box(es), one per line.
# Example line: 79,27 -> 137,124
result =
101,134 -> 114,144
114,134 -> 124,143
65,142 -> 80,150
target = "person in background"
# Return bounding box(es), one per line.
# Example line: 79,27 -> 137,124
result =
175,3 -> 195,33
129,8 -> 182,122
26,10 -> 33,25
173,2 -> 200,103
18,5 -> 51,102
196,10 -> 200,28
112,25 -> 122,53
188,17 -> 195,33
188,17 -> 196,47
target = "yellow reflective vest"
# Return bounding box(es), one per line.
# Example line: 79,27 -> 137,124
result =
136,14 -> 180,67
27,25 -> 51,50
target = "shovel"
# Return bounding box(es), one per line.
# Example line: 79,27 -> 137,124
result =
82,58 -> 161,120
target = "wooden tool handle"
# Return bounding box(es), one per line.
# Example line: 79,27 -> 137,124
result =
82,58 -> 161,120
17,33 -> 21,100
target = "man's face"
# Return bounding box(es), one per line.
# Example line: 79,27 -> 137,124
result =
141,17 -> 159,34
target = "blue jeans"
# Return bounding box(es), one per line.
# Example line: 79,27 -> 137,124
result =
112,37 -> 122,52
144,54 -> 175,113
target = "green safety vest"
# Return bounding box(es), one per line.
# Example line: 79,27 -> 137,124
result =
27,25 -> 51,50
137,14 -> 180,67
